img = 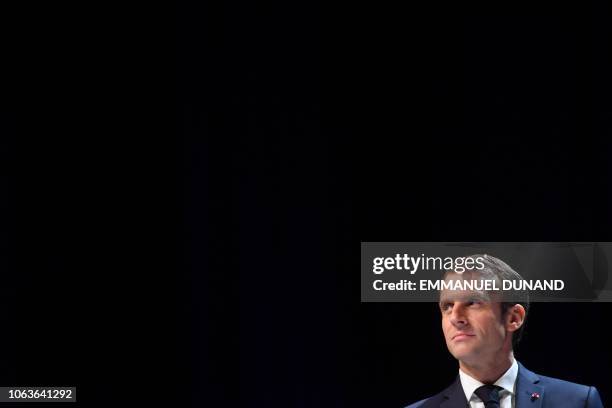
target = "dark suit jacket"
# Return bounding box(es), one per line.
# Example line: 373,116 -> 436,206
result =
406,363 -> 603,408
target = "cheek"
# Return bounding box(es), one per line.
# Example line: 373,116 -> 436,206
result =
476,314 -> 502,337
441,318 -> 451,336
486,320 -> 506,341
498,323 -> 508,338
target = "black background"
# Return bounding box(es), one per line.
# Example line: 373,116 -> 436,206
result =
2,0 -> 612,406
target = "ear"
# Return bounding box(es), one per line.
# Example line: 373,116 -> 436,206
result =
505,304 -> 526,333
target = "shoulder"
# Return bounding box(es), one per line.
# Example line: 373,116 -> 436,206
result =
537,373 -> 591,392
404,378 -> 462,408
537,373 -> 601,400
404,395 -> 439,408
404,398 -> 425,408
519,364 -> 603,407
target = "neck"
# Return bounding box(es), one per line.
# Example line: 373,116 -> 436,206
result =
459,352 -> 514,384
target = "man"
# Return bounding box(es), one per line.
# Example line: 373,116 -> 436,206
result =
407,254 -> 604,408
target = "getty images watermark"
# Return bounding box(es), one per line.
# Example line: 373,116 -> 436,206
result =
362,243 -> 612,302
371,253 -> 564,291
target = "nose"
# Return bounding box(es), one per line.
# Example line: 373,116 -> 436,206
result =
450,304 -> 467,327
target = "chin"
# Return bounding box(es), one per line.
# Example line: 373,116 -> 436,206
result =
450,350 -> 468,360
448,346 -> 475,361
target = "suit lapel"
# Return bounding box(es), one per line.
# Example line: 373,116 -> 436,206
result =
515,363 -> 544,408
440,376 -> 469,408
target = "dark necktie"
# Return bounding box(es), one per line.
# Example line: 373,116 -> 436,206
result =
474,384 -> 503,408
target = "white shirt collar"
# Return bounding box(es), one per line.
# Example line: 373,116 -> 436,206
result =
458,358 -> 519,403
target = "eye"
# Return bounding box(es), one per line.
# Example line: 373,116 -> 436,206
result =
468,299 -> 483,307
440,302 -> 453,312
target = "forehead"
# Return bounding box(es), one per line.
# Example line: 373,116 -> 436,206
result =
438,272 -> 493,303
439,290 -> 490,304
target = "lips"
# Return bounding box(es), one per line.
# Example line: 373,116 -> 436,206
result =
452,333 -> 475,341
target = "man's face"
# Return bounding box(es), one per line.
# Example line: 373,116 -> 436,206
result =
439,273 -> 508,365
